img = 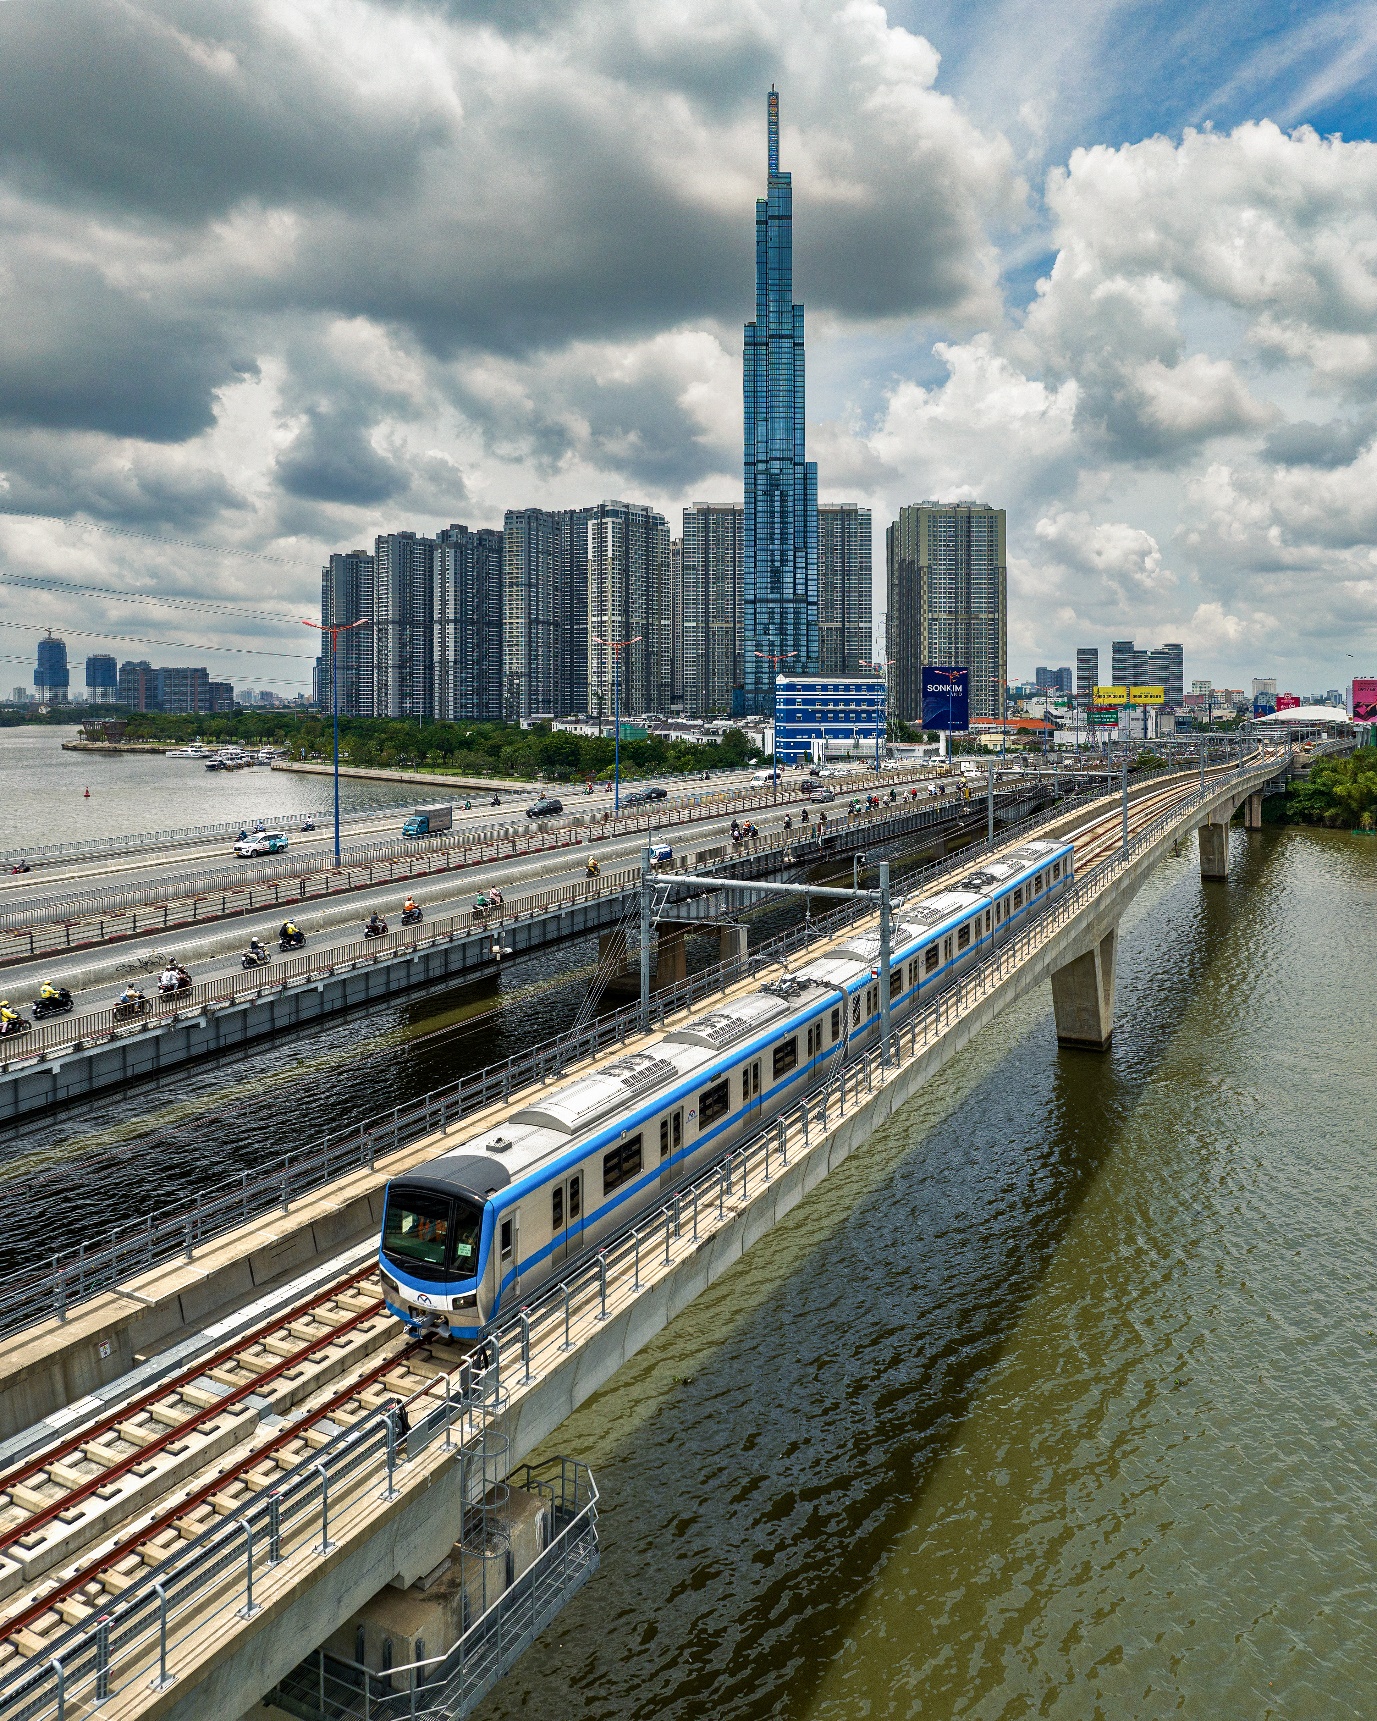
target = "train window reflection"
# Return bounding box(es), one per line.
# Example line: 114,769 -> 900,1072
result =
383,1189 -> 450,1269
773,1035 -> 798,1079
699,1078 -> 730,1127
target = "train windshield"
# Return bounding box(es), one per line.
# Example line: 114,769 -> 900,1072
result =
383,1186 -> 484,1283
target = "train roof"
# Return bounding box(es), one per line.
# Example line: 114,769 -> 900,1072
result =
511,1043 -> 710,1136
664,989 -> 792,1050
392,1152 -> 513,1203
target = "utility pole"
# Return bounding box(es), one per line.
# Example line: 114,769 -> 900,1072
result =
301,616 -> 365,867
878,861 -> 892,1066
1122,753 -> 1129,853
639,843 -> 653,1033
862,658 -> 895,775
987,755 -> 994,844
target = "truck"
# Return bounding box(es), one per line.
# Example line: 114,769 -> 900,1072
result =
401,804 -> 453,838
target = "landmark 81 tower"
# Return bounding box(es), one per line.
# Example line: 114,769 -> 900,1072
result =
743,87 -> 818,715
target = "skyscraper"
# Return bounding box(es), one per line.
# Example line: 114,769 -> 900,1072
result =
502,509 -> 589,721
1147,642 -> 1184,709
1076,646 -> 1099,707
435,525 -> 504,722
743,88 -> 818,712
372,532 -> 435,720
85,655 -> 118,705
886,502 -> 1007,723
321,550 -> 375,717
34,633 -> 68,703
586,501 -> 672,720
818,503 -> 872,674
681,502 -> 744,717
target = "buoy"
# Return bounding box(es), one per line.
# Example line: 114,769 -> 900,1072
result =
84,787 -> 90,798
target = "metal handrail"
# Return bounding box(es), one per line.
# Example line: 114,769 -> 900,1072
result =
0,748 -> 1286,1721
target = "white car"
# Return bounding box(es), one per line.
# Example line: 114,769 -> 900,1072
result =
234,830 -> 289,857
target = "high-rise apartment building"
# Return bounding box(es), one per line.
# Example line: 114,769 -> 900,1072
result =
85,655 -> 118,704
320,551 -> 375,716
1146,643 -> 1183,709
669,537 -> 684,710
1036,666 -> 1073,693
34,633 -> 68,702
1076,647 -> 1099,706
372,532 -> 435,720
435,525 -> 504,722
587,501 -> 672,720
117,660 -> 153,711
152,667 -> 211,714
818,504 -> 872,674
886,502 -> 1007,723
681,503 -> 744,717
743,89 -> 818,711
501,509 -> 589,722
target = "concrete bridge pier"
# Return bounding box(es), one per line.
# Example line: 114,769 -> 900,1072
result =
1199,818 -> 1230,879
1243,792 -> 1264,830
1050,926 -> 1117,1052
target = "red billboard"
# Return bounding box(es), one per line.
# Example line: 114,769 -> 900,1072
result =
1276,693 -> 1300,711
1354,678 -> 1377,722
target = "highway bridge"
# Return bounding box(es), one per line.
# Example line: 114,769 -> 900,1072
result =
0,744 -> 1291,1720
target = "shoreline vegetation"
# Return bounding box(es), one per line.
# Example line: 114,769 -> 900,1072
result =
61,712 -> 766,784
1266,748 -> 1377,829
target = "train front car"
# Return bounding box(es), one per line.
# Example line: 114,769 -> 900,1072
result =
378,1154 -> 509,1339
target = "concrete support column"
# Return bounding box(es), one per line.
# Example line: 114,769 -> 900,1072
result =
1051,926 -> 1117,1052
654,925 -> 688,991
1199,819 -> 1230,880
718,923 -> 748,976
1244,793 -> 1263,830
597,928 -> 628,975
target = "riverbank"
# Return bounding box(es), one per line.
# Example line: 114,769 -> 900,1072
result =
60,741 -> 170,755
269,760 -> 537,792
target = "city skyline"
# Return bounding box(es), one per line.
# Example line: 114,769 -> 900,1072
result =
0,2 -> 1375,694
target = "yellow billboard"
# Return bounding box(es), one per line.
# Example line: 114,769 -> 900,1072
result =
1130,685 -> 1165,706
1093,685 -> 1128,706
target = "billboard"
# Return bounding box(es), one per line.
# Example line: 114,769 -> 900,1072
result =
1092,684 -> 1128,706
1276,693 -> 1301,712
1087,707 -> 1120,728
1253,696 -> 1276,717
1352,678 -> 1377,721
1129,685 -> 1165,706
921,666 -> 969,732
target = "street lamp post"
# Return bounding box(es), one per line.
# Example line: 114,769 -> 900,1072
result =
861,658 -> 895,775
301,617 -> 365,866
592,635 -> 641,815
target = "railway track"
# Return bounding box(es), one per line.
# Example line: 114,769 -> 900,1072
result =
0,1263 -> 468,1670
0,754 -> 1271,1686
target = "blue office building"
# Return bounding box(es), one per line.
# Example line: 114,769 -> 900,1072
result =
34,632 -> 69,702
743,88 -> 818,714
772,673 -> 886,766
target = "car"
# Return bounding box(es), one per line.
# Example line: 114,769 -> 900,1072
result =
806,786 -> 835,802
650,842 -> 673,864
234,830 -> 289,857
621,785 -> 667,807
525,796 -> 564,819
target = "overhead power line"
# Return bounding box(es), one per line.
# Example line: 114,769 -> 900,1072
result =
0,571 -> 301,627
0,621 -> 313,660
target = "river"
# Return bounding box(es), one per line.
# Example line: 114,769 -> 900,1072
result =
0,725 -> 412,847
471,824 -> 1377,1719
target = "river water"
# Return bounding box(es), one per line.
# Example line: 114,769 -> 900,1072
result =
0,726 -> 410,848
472,824 -> 1377,1720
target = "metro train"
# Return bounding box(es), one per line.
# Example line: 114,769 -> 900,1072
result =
378,836 -> 1075,1339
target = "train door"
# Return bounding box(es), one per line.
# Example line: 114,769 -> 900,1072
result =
550,1172 -> 584,1268
741,1058 -> 763,1129
659,1106 -> 684,1187
498,1209 -> 519,1297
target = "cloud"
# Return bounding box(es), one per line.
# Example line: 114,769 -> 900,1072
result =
1035,510 -> 1174,592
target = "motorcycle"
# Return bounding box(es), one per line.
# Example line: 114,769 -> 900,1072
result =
490,795 -> 502,807
400,905 -> 423,926
585,859 -> 600,878
157,970 -> 193,998
113,992 -> 149,1023
9,862 -> 31,875
0,1015 -> 30,1039
278,927 -> 306,951
241,946 -> 272,970
364,918 -> 389,940
31,988 -> 74,1019
300,820 -> 316,832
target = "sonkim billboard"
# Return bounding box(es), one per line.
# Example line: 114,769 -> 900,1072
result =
921,666 -> 969,732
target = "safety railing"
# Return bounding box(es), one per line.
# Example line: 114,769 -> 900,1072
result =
0,757 -> 1257,1341
0,751 -> 1286,1719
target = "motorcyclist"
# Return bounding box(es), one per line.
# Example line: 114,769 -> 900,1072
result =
489,887 -> 503,909
248,937 -> 267,962
159,965 -> 180,991
463,799 -> 472,811
366,911 -> 385,936
0,1001 -> 22,1032
783,814 -> 792,832
119,981 -> 142,1005
38,980 -> 60,1002
490,794 -> 501,807
403,895 -> 417,916
586,857 -> 600,877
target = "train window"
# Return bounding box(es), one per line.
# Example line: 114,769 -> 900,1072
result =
852,994 -> 861,1025
552,1184 -> 564,1230
660,1118 -> 670,1160
807,1022 -> 819,1056
1013,887 -> 1024,909
925,944 -> 939,974
1034,872 -> 1043,893
568,1175 -> 581,1221
699,1078 -> 730,1128
602,1134 -> 643,1195
985,909 -> 991,933
500,1218 -> 513,1262
943,936 -> 953,963
1053,860 -> 1062,880
672,1109 -> 682,1152
773,1036 -> 799,1079
958,923 -> 971,950
831,1006 -> 841,1041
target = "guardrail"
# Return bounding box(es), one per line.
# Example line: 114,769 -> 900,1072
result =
0,748 -> 1287,1721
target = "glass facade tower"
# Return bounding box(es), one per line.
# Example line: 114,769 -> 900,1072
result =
743,88 -> 818,714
